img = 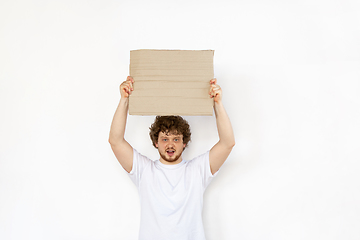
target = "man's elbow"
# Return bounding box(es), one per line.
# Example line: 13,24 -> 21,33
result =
108,136 -> 118,146
220,139 -> 235,150
228,140 -> 235,149
109,136 -> 127,147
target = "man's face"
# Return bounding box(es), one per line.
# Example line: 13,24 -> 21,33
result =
155,131 -> 186,164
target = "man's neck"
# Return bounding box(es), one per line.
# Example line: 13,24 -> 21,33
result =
159,156 -> 183,165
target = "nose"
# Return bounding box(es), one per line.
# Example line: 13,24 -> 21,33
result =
167,140 -> 175,148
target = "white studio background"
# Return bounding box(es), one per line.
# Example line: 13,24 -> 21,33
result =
1,0 -> 360,239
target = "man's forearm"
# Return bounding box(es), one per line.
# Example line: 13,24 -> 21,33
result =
109,98 -> 129,145
214,101 -> 235,147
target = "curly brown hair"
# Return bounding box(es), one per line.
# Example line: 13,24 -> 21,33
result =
149,116 -> 191,149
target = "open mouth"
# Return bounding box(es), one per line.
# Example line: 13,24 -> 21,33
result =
166,149 -> 175,157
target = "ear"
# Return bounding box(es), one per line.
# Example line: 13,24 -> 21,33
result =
155,142 -> 159,148
183,143 -> 186,149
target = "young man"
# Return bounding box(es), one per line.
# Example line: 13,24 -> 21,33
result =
109,76 -> 235,240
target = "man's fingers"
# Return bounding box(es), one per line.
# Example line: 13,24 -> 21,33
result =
209,85 -> 220,94
126,76 -> 134,90
122,78 -> 134,90
210,78 -> 217,85
209,79 -> 218,97
210,90 -> 221,96
121,86 -> 129,95
127,76 -> 134,82
126,86 -> 131,94
119,76 -> 135,98
208,78 -> 222,101
211,86 -> 220,91
209,85 -> 222,99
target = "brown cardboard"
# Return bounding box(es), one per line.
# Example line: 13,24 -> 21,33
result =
129,49 -> 214,116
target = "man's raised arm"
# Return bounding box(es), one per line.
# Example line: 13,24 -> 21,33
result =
209,78 -> 236,175
109,76 -> 134,173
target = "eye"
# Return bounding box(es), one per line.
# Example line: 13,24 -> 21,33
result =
162,139 -> 168,142
174,138 -> 179,142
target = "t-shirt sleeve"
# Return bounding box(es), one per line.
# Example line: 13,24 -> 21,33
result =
127,148 -> 151,187
192,151 -> 219,190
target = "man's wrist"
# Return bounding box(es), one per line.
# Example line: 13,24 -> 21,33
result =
214,100 -> 223,107
119,97 -> 129,106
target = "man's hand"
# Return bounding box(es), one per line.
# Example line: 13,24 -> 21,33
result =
209,78 -> 222,103
120,76 -> 134,98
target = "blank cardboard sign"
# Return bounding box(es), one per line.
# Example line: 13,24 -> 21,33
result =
129,49 -> 214,116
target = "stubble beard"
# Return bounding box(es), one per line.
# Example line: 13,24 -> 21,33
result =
159,148 -> 184,163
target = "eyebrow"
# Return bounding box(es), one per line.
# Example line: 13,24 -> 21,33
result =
159,135 -> 182,139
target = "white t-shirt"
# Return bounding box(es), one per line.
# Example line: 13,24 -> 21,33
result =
128,149 -> 218,240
